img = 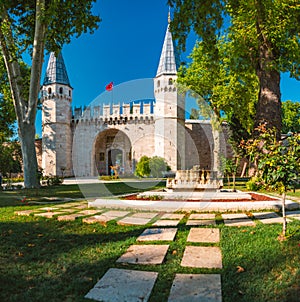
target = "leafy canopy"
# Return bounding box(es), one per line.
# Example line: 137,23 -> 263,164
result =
282,100 -> 300,134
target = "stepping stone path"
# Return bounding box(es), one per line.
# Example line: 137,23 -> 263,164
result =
88,226 -> 222,301
15,202 -> 299,301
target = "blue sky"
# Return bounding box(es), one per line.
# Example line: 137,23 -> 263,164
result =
37,0 -> 299,136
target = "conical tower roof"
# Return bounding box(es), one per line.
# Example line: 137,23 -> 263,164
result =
156,12 -> 180,77
43,52 -> 71,86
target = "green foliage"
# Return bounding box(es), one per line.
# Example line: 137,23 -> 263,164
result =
189,108 -> 199,119
135,156 -> 151,177
177,36 -> 258,152
149,156 -> 170,178
0,141 -> 22,176
169,0 -> 300,133
0,0 -> 100,188
43,176 -> 64,186
246,176 -> 264,191
282,100 -> 300,134
135,156 -> 170,178
99,175 -> 119,181
243,125 -> 300,193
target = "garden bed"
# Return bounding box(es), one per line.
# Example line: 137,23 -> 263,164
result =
122,192 -> 279,202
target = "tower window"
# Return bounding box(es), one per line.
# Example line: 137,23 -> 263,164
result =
59,87 -> 63,94
48,87 -> 52,94
157,80 -> 160,88
69,90 -> 71,97
168,78 -> 173,85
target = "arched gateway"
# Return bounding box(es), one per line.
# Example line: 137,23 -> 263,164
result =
93,129 -> 132,176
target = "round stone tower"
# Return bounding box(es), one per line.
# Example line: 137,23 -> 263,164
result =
41,52 -> 73,177
154,12 -> 186,170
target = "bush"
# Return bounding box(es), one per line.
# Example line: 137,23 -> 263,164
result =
99,175 -> 119,181
135,156 -> 151,177
246,176 -> 263,191
42,176 -> 64,186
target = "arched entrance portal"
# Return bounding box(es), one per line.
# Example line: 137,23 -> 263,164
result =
93,129 -> 132,176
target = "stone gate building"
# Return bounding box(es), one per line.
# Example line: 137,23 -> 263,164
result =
40,15 -> 231,177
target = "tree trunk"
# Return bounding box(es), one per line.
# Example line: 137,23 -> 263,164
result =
255,10 -> 282,136
19,122 -> 39,188
255,67 -> 281,134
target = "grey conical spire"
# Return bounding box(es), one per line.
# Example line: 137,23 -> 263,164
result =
43,52 -> 71,86
156,11 -> 180,77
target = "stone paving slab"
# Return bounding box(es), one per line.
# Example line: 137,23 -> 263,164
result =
186,219 -> 216,226
53,204 -> 75,208
15,210 -> 37,216
137,228 -> 177,242
53,208 -> 76,213
34,212 -> 62,218
82,215 -> 109,224
181,246 -> 222,268
131,212 -> 159,219
77,209 -> 101,216
39,207 -> 59,211
116,244 -> 169,265
286,210 -> 300,217
187,228 -> 220,243
117,217 -> 152,226
189,213 -> 216,220
72,204 -> 88,210
168,273 -> 222,302
224,218 -> 256,226
101,210 -> 131,219
222,213 -> 249,220
251,212 -> 293,224
257,217 -> 292,224
57,213 -> 86,221
152,219 -> 180,226
160,213 -> 185,220
252,212 -> 280,219
85,268 -> 158,302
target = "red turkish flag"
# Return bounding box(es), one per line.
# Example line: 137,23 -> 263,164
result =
105,82 -> 113,91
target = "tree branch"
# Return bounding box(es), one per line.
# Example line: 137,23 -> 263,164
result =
26,0 -> 46,123
0,7 -> 26,123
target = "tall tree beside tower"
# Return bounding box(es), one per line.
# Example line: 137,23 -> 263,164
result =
168,0 -> 300,136
0,0 -> 100,188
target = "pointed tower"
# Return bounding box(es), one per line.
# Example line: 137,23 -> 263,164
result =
154,11 -> 185,171
41,52 -> 73,176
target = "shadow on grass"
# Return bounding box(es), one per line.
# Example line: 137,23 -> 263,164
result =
0,218 -> 146,301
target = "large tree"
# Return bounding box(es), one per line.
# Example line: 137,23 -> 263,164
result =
0,0 -> 100,188
168,0 -> 300,136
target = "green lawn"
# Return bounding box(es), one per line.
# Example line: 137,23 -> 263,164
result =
0,182 -> 299,301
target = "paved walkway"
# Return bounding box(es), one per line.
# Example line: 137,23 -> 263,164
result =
15,201 -> 300,301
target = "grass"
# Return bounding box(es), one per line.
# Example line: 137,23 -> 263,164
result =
0,181 -> 300,301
